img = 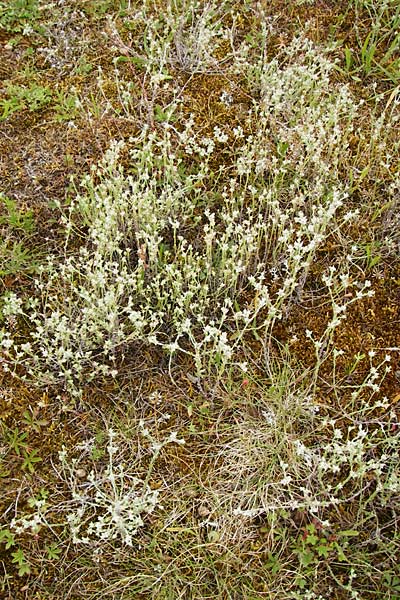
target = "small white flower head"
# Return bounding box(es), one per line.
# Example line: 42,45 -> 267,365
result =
168,431 -> 185,445
220,90 -> 233,105
232,125 -> 244,138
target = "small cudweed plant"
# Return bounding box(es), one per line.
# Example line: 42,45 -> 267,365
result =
59,426 -> 184,547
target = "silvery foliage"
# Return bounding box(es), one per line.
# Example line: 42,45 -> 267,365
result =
0,37 -> 371,395
10,426 -> 185,548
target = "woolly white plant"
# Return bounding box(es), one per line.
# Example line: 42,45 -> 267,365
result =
10,425 -> 185,548
97,0 -> 232,124
0,35 -> 377,395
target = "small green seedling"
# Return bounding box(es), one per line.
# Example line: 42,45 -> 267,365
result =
0,528 -> 16,549
22,409 -> 48,433
21,448 -> 42,473
11,548 -> 31,576
45,543 -> 61,560
0,195 -> 35,233
4,427 -> 28,456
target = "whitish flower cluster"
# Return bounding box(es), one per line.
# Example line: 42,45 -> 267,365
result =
60,426 -> 184,547
0,35 -> 376,395
64,472 -> 158,547
221,410 -> 399,532
285,418 -> 400,512
9,426 -> 184,548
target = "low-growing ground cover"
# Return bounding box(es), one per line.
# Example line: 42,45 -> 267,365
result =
0,0 -> 399,598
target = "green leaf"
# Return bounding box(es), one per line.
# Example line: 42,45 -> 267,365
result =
21,448 -> 42,473
306,533 -> 318,545
5,427 -> 28,456
296,575 -> 308,589
17,562 -> 31,577
154,104 -> 176,123
0,529 -> 15,549
265,553 -> 281,574
298,549 -> 314,567
11,548 -> 26,567
45,543 -> 61,560
344,47 -> 353,71
333,542 -> 347,562
317,544 -> 329,557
